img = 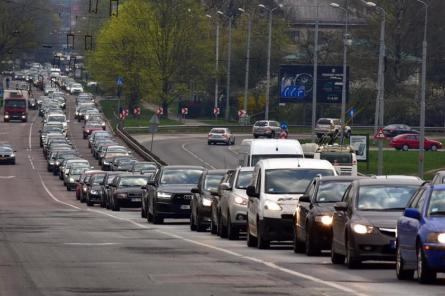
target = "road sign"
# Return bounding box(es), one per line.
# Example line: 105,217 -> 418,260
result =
374,128 -> 386,140
213,107 -> 220,115
349,107 -> 356,118
238,109 -> 247,117
280,122 -> 288,130
116,76 -> 124,86
149,114 -> 160,125
181,107 -> 188,115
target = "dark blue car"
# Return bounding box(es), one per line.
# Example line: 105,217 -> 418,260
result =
396,184 -> 445,283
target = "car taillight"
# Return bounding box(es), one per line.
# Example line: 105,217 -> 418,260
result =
208,133 -> 212,138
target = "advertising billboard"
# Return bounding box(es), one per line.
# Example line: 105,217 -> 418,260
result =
279,65 -> 349,104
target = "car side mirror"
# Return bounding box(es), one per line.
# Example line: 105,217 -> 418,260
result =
191,188 -> 200,194
219,182 -> 232,191
210,190 -> 219,197
334,201 -> 348,212
246,185 -> 259,198
146,180 -> 156,186
404,208 -> 421,220
299,195 -> 311,203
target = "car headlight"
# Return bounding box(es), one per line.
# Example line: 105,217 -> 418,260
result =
82,186 -> 87,192
426,233 -> 445,243
234,196 -> 247,205
103,161 -> 109,165
116,193 -> 127,199
90,190 -> 99,195
4,115 -> 9,118
315,215 -> 333,226
55,161 -> 60,166
157,192 -> 172,200
69,177 -> 74,183
352,223 -> 373,234
10,153 -> 15,158
202,198 -> 212,207
264,200 -> 281,211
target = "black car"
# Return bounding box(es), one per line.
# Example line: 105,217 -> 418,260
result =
101,172 -> 123,208
85,172 -> 107,206
293,176 -> 363,256
383,124 -> 419,138
0,145 -> 16,164
108,174 -> 150,211
331,178 -> 422,268
130,161 -> 157,174
142,165 -> 205,224
111,157 -> 136,171
190,169 -> 227,231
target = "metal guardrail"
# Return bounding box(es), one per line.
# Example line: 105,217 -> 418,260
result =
115,123 -> 167,167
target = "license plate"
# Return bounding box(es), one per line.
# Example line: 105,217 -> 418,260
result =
389,240 -> 396,249
131,198 -> 141,202
180,205 -> 190,210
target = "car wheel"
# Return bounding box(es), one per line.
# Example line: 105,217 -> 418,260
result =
141,203 -> 146,218
196,213 -> 206,232
305,225 -> 321,256
331,242 -> 345,264
346,239 -> 361,269
227,212 -> 239,240
231,138 -> 235,145
146,205 -> 152,223
431,145 -> 438,151
66,186 -> 71,191
270,132 -> 275,139
254,135 -> 258,139
402,144 -> 409,151
207,141 -> 211,145
152,211 -> 163,224
86,197 -> 93,207
218,211 -> 227,238
293,224 -> 305,253
190,212 -> 196,231
396,242 -> 414,280
111,198 -> 120,211
246,216 -> 257,247
257,219 -> 270,249
417,244 -> 436,284
210,209 -> 218,234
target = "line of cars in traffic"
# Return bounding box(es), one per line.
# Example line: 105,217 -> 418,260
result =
35,82 -> 445,284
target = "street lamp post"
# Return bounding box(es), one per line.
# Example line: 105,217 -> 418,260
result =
238,8 -> 252,114
217,10 -> 233,121
364,1 -> 386,175
258,3 -> 283,121
414,0 -> 428,178
312,0 -> 320,140
206,14 -> 220,113
330,2 -> 350,141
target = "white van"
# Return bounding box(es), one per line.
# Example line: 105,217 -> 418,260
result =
238,139 -> 304,167
245,158 -> 337,249
313,145 -> 357,176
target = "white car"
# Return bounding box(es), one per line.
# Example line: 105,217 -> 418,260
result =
70,83 -> 84,94
246,158 -> 337,249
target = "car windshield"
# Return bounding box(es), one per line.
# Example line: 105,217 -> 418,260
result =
106,175 -> 118,185
251,154 -> 303,167
236,171 -> 253,189
255,121 -> 268,127
357,185 -> 418,211
320,153 -> 352,165
71,167 -> 88,175
0,147 -> 13,153
428,189 -> 445,216
317,119 -> 331,125
316,181 -> 351,203
5,99 -> 26,108
204,174 -> 225,192
119,177 -> 148,187
265,169 -> 335,194
48,115 -> 65,122
160,169 -> 203,185
210,129 -> 225,134
91,174 -> 106,185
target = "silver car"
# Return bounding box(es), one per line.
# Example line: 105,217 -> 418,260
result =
217,167 -> 254,240
208,128 -> 235,145
252,120 -> 281,138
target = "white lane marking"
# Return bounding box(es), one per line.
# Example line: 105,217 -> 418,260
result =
63,242 -> 119,246
182,143 -> 216,169
28,155 -> 35,170
0,176 -> 15,179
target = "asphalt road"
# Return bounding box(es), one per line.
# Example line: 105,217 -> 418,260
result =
0,89 -> 444,296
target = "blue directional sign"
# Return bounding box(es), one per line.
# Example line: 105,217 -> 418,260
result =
116,76 -> 124,86
349,107 -> 356,118
280,122 -> 288,130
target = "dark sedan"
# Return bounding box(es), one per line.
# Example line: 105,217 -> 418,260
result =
331,178 -> 422,268
190,169 -> 227,231
108,174 -> 150,211
383,124 -> 418,138
85,172 -> 107,206
293,176 -> 363,256
0,145 -> 16,164
142,166 -> 205,224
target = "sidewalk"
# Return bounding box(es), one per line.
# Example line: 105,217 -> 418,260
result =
141,102 -> 209,126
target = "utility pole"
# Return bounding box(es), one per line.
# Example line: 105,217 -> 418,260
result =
238,8 -> 252,114
311,0 -> 319,139
217,11 -> 233,121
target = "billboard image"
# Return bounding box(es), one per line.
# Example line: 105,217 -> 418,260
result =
279,65 -> 348,104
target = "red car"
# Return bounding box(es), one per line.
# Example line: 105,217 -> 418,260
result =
83,123 -> 104,139
389,134 -> 442,151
